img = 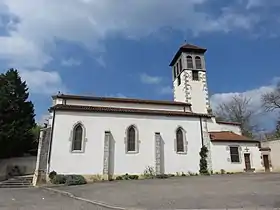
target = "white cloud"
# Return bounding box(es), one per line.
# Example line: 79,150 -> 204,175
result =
140,73 -> 162,85
0,0 -> 275,94
20,70 -> 65,94
106,93 -> 127,98
246,0 -> 263,9
0,0 -> 264,69
159,86 -> 173,95
61,58 -> 81,67
210,77 -> 280,130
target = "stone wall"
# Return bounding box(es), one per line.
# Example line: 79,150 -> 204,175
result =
0,156 -> 36,181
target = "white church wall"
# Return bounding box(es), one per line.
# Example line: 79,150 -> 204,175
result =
262,139 -> 280,171
173,72 -> 187,103
211,141 -> 262,173
187,75 -> 208,114
207,119 -> 242,134
49,111 -> 203,176
54,98 -> 191,112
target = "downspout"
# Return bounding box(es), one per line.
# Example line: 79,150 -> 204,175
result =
199,117 -> 204,147
47,109 -> 56,173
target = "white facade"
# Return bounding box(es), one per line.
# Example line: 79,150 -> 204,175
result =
261,139 -> 280,171
50,111 -> 204,175
211,142 -> 262,173
172,51 -> 209,114
43,44 -> 264,178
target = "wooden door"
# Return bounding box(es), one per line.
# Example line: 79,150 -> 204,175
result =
263,155 -> 270,172
244,154 -> 251,171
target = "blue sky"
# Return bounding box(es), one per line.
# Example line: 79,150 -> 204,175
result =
0,0 -> 279,130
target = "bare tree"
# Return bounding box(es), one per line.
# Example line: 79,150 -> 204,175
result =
262,82 -> 280,112
214,94 -> 258,138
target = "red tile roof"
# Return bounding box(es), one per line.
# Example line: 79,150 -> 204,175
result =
50,104 -> 212,118
169,43 -> 207,66
209,131 -> 259,143
52,94 -> 191,107
216,121 -> 241,126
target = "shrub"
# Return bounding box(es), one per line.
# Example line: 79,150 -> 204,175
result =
65,175 -> 87,186
199,145 -> 209,175
49,171 -> 57,180
128,175 -> 139,180
51,175 -> 66,184
215,172 -> 219,175
143,166 -> 155,179
181,172 -> 186,177
90,174 -> 102,182
116,176 -> 123,180
220,169 -> 226,174
188,171 -> 195,176
168,174 -> 175,177
195,173 -> 199,176
122,173 -> 130,180
155,174 -> 169,179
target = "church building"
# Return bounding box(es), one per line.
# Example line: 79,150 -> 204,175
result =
34,44 -> 264,183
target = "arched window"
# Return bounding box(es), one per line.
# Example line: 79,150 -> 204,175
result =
72,124 -> 83,151
127,126 -> 137,152
187,56 -> 193,69
195,56 -> 202,69
176,128 -> 185,153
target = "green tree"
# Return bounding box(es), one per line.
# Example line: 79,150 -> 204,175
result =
0,69 -> 36,158
199,145 -> 209,175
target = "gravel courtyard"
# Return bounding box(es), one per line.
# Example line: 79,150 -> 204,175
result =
57,173 -> 280,209
0,188 -> 110,210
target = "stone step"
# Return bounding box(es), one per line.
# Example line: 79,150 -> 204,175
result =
0,184 -> 33,188
0,176 -> 33,188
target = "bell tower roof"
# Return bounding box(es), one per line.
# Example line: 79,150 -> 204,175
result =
169,43 -> 207,66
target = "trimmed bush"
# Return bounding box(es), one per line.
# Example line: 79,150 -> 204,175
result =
220,169 -> 226,174
65,175 -> 87,186
51,175 -> 66,184
155,174 -> 169,179
49,171 -> 57,180
128,175 -> 139,180
116,176 -> 123,180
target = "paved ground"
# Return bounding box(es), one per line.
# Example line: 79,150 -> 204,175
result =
56,173 -> 280,209
0,188 -> 110,210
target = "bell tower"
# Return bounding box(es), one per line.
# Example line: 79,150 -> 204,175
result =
169,44 -> 210,114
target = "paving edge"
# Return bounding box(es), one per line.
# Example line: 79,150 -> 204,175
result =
39,186 -> 129,210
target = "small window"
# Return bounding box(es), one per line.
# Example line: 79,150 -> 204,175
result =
72,124 -> 83,151
192,70 -> 199,81
195,56 -> 202,69
127,126 -> 136,152
230,146 -> 240,163
177,74 -> 181,86
176,63 -> 179,75
176,128 -> 184,152
187,56 -> 193,69
179,59 -> 182,72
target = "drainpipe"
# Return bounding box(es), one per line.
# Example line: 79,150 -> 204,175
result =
199,117 -> 204,147
47,109 -> 56,173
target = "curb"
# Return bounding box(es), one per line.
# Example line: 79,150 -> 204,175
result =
40,186 -> 128,210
